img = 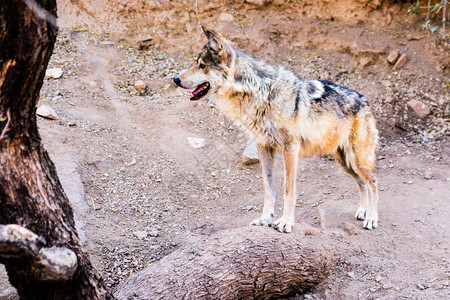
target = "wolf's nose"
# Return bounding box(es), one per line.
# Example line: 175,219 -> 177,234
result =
173,77 -> 181,87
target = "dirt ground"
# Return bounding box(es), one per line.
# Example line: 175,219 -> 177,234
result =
1,0 -> 449,299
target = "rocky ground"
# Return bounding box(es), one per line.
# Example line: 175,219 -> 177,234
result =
1,11 -> 449,300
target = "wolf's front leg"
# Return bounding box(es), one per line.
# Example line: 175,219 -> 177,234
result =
250,144 -> 276,227
274,143 -> 300,233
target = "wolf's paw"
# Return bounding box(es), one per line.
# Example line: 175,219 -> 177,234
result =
363,212 -> 378,230
355,206 -> 366,220
250,216 -> 273,227
273,217 -> 294,233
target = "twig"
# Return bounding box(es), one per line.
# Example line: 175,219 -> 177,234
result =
195,0 -> 201,27
230,0 -> 250,43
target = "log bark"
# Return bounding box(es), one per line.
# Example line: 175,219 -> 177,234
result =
115,224 -> 356,300
0,1 -> 110,298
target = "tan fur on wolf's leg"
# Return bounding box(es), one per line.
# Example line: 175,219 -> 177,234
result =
250,144 -> 276,227
274,143 -> 300,233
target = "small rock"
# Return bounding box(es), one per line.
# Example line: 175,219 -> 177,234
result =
187,137 -> 206,149
347,271 -> 355,278
246,0 -> 266,6
381,80 -> 391,87
342,222 -> 359,235
385,96 -> 395,104
138,37 -> 153,50
423,171 -> 433,180
407,100 -> 430,118
375,275 -> 383,283
45,68 -> 63,79
387,50 -> 399,64
36,105 -> 59,120
127,86 -> 137,93
417,283 -> 425,290
438,98 -> 446,106
219,13 -> 234,22
243,205 -> 255,211
133,231 -> 148,239
383,283 -> 393,290
134,80 -> 147,93
149,231 -> 159,237
407,180 -> 413,184
359,57 -> 371,67
392,223 -> 398,227
393,53 -> 407,71
243,139 -> 259,165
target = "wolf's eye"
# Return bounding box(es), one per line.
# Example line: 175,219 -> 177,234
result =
199,63 -> 206,69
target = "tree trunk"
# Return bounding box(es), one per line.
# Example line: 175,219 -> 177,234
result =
115,224 -> 356,300
0,1 -> 110,299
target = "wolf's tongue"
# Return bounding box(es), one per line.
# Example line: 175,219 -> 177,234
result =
192,83 -> 207,96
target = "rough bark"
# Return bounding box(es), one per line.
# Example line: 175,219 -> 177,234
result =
0,1 -> 110,299
115,225 -> 356,300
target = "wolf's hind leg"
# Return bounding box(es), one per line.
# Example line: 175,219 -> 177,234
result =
250,144 -> 276,227
332,148 -> 369,221
273,143 -> 300,233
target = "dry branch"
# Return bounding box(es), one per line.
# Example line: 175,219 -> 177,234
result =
115,224 -> 356,300
0,225 -> 77,281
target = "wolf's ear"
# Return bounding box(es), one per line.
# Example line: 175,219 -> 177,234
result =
202,25 -> 224,53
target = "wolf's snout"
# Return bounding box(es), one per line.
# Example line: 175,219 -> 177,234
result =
173,76 -> 181,87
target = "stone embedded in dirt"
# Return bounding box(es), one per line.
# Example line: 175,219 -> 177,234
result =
133,231 -> 148,239
385,96 -> 395,104
45,67 -> 63,79
242,139 -> 259,165
36,105 -> 59,120
342,222 -> 358,235
359,57 -> 371,67
134,80 -> 147,93
149,231 -> 159,237
393,53 -> 407,71
423,171 -> 433,180
387,50 -> 399,64
246,0 -> 266,6
375,275 -> 383,283
219,13 -> 233,22
187,137 -> 206,149
381,80 -> 391,87
407,100 -> 430,118
138,37 -> 153,50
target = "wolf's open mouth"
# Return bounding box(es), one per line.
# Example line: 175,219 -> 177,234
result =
190,82 -> 210,101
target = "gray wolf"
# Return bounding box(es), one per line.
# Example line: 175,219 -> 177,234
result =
173,26 -> 379,232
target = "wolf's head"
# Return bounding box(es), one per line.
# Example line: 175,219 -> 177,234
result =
173,26 -> 234,101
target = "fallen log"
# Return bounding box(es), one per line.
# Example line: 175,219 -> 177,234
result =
115,224 -> 356,299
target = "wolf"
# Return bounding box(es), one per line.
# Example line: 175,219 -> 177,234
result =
173,26 -> 379,232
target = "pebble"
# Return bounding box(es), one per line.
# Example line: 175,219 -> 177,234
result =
36,105 -> 59,120
423,171 -> 433,180
133,231 -> 148,239
381,80 -> 391,87
393,53 -> 407,71
375,275 -> 383,283
219,13 -> 234,22
242,139 -> 259,165
387,50 -> 399,64
342,222 -> 359,235
246,0 -> 266,6
385,96 -> 395,104
359,57 -> 371,67
407,100 -> 430,118
187,137 -> 206,149
134,80 -> 147,93
347,271 -> 355,278
149,231 -> 159,237
45,67 -> 63,79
